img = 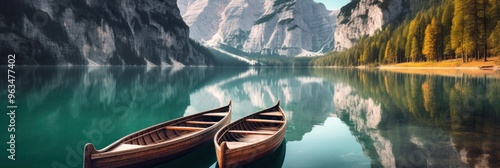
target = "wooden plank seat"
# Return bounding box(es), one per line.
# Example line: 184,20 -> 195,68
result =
225,142 -> 253,149
186,121 -> 218,125
256,127 -> 280,131
245,119 -> 285,124
259,112 -> 283,116
165,126 -> 204,131
227,130 -> 275,135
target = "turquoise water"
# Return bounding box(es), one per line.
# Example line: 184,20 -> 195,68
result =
1,66 -> 499,167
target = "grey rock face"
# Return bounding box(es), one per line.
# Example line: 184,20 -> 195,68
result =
334,0 -> 402,51
179,0 -> 336,57
0,0 -> 214,65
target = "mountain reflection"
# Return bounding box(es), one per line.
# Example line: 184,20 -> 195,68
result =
4,66 -> 500,167
2,66 -> 224,167
187,67 -> 335,141
315,68 -> 500,167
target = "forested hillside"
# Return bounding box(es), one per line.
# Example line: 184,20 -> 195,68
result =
313,0 -> 500,66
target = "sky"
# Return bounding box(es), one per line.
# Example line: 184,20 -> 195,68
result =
314,0 -> 350,10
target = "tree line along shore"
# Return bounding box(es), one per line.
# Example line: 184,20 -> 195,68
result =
313,0 -> 500,67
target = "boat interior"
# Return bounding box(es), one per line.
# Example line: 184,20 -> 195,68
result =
219,111 -> 284,149
109,111 -> 229,152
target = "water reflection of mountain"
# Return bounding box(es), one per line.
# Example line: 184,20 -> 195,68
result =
3,66 -> 226,167
188,68 -> 335,141
315,68 -> 500,167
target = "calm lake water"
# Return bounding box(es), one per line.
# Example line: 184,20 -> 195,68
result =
1,66 -> 500,168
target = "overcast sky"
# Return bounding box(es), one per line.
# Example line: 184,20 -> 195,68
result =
314,0 -> 350,10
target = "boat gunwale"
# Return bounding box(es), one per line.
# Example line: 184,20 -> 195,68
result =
89,101 -> 232,159
214,101 -> 286,154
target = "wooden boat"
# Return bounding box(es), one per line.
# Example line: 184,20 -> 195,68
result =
214,101 -> 286,168
83,102 -> 232,168
246,140 -> 286,168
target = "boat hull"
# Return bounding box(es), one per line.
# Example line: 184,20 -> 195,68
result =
216,130 -> 285,168
88,129 -> 223,167
214,101 -> 286,168
84,102 -> 232,168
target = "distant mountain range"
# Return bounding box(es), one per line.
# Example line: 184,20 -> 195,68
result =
178,0 -> 337,57
0,0 -> 408,65
178,0 -> 405,58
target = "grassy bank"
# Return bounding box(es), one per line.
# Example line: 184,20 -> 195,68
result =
383,56 -> 499,68
378,56 -> 500,78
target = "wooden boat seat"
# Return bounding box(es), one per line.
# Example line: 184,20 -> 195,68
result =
256,127 -> 280,131
225,142 -> 253,149
186,121 -> 217,125
246,119 -> 285,124
238,134 -> 271,143
259,112 -> 283,116
165,126 -> 204,131
227,130 -> 275,135
111,144 -> 142,152
202,112 -> 228,117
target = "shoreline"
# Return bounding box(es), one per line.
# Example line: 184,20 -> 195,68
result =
377,66 -> 500,78
378,57 -> 499,70
378,66 -> 499,70
365,58 -> 500,78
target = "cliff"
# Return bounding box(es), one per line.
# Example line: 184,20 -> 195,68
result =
0,0 -> 214,65
179,0 -> 336,57
334,0 -> 403,51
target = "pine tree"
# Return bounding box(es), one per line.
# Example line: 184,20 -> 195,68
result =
385,40 -> 396,63
423,24 -> 435,61
488,21 -> 500,57
472,0 -> 488,61
452,0 -> 485,62
379,42 -> 387,63
441,1 -> 454,59
423,18 -> 442,62
360,47 -> 369,64
451,0 -> 466,62
406,15 -> 424,62
409,13 -> 427,62
410,37 -> 420,61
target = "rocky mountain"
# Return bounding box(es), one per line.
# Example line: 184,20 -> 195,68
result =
0,0 -> 214,65
178,0 -> 337,57
334,0 -> 403,51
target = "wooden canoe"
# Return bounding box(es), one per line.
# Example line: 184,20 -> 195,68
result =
214,101 -> 286,168
246,140 -> 286,168
83,102 -> 232,168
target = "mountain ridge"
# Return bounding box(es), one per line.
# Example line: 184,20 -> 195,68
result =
178,0 -> 337,57
0,0 -> 214,65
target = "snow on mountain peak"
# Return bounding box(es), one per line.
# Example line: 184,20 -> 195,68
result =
178,0 -> 337,57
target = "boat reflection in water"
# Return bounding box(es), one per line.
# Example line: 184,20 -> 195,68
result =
154,141 -> 217,168
215,140 -> 287,168
246,140 -> 287,168
6,66 -> 500,168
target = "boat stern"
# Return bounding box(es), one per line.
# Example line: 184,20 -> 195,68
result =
216,142 -> 228,168
83,143 -> 98,168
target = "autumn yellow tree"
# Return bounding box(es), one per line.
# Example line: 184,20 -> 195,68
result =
384,40 -> 397,63
423,18 -> 442,61
488,21 -> 500,57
